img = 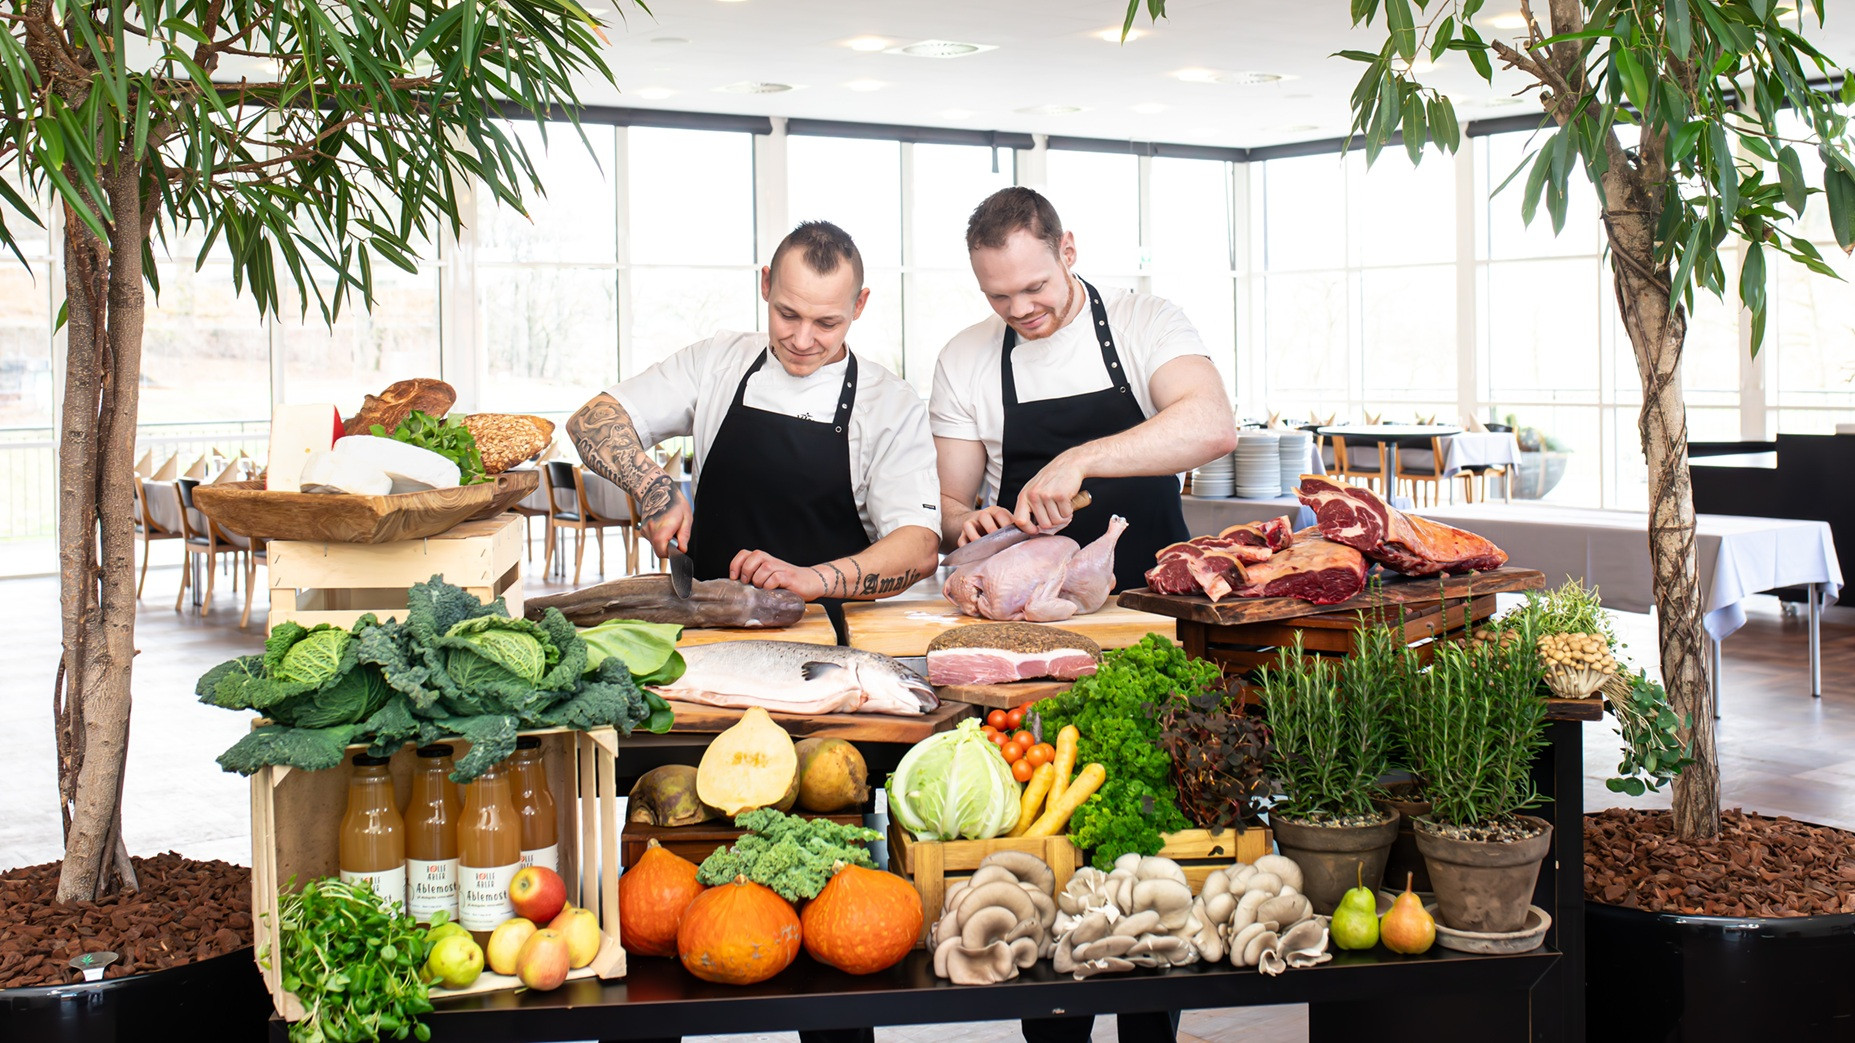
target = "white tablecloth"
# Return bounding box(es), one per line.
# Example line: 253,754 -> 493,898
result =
1418,503 -> 1843,640
1440,433 -> 1522,478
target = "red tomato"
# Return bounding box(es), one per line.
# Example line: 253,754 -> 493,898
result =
1012,759 -> 1036,783
1000,742 -> 1024,764
986,709 -> 1009,729
1026,743 -> 1055,767
1006,708 -> 1027,729
1010,730 -> 1035,748
986,730 -> 1009,747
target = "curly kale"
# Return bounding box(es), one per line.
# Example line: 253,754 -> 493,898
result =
695,808 -> 880,903
1035,634 -> 1219,869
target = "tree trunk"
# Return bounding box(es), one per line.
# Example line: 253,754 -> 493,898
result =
55,153 -> 149,902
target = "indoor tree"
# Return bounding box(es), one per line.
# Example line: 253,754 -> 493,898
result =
0,0 -> 623,903
1128,0 -> 1853,840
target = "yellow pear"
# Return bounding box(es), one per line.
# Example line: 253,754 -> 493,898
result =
1379,872 -> 1437,955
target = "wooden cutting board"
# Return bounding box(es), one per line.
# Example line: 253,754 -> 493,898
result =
677,604 -> 836,647
840,597 -> 1175,657
934,680 -> 1074,710
1116,566 -> 1546,626
663,697 -> 973,742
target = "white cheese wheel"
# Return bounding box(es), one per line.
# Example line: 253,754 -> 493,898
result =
332,435 -> 461,491
266,404 -> 341,491
298,450 -> 393,496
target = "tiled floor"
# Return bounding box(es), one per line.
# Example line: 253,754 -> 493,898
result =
6,552 -> 1852,1043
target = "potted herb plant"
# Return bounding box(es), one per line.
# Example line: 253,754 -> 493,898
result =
1403,616 -> 1552,935
1257,632 -> 1403,915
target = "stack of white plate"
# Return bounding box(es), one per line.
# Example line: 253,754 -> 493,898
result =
1276,430 -> 1313,494
1191,453 -> 1234,497
1235,432 -> 1282,498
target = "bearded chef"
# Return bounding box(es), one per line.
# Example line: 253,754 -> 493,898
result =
567,221 -> 940,630
931,186 -> 1238,592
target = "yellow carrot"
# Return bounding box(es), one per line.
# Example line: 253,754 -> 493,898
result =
1046,725 -> 1081,806
1007,762 -> 1056,837
1023,762 -> 1106,837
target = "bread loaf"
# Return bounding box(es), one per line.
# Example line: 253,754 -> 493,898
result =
343,378 -> 456,437
464,414 -> 554,473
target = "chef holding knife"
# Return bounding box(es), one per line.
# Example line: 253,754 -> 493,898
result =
567,220 -> 941,631
931,186 -> 1238,592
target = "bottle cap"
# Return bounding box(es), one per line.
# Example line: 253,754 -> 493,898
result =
352,753 -> 392,767
416,744 -> 454,758
515,736 -> 542,751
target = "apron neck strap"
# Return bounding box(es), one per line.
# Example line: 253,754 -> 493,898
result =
1001,277 -> 1128,406
732,347 -> 860,434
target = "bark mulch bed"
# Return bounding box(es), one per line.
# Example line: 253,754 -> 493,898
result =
0,853 -> 251,989
1586,808 -> 1855,917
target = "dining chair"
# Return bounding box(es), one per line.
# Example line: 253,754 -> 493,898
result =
219,529 -> 269,629
1332,435 -> 1391,495
542,462 -> 638,586
173,478 -> 242,613
131,477 -> 184,599
1394,437 -> 1473,507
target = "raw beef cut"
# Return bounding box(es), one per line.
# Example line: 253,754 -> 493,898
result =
1220,516 -> 1295,551
926,623 -> 1102,686
944,517 -> 1129,622
1297,475 -> 1508,576
1228,531 -> 1368,605
1144,516 -> 1297,601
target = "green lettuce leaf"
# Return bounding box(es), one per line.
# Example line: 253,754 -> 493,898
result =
578,620 -> 685,682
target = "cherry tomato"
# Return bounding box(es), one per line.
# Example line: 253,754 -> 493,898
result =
1010,730 -> 1036,748
986,709 -> 1009,729
987,730 -> 1009,748
1016,701 -> 1039,715
1000,742 -> 1024,764
1012,759 -> 1036,783
1006,708 -> 1027,729
981,724 -> 998,737
1026,743 -> 1055,767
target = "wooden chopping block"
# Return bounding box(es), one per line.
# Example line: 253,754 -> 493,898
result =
933,680 -> 1074,710
840,597 -> 1174,657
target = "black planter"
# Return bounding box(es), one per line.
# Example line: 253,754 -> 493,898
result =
1586,902 -> 1855,1042
0,946 -> 272,1042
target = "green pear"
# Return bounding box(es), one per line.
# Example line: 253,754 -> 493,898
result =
1330,863 -> 1380,951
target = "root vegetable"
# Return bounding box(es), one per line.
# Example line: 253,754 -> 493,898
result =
794,738 -> 870,814
628,765 -> 719,828
696,707 -> 801,817
1023,762 -> 1106,837
1007,763 -> 1056,838
1047,725 -> 1081,805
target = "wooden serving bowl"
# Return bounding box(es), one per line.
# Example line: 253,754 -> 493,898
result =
464,468 -> 541,522
193,479 -> 498,544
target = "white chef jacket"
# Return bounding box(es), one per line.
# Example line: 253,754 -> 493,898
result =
929,285 -> 1215,506
608,331 -> 940,544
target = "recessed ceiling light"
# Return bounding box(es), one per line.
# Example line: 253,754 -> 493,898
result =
1015,104 -> 1085,116
940,108 -> 975,119
1174,68 -> 1287,86
631,86 -> 676,100
889,39 -> 996,58
1095,26 -> 1144,42
1269,124 -> 1321,133
716,81 -> 795,93
651,36 -> 690,45
1130,102 -> 1168,115
845,36 -> 891,52
1488,10 -> 1528,29
844,79 -> 886,92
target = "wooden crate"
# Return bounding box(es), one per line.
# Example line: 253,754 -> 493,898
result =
620,813 -> 868,871
887,823 -> 1082,945
1156,827 -> 1274,894
250,726 -> 624,1020
266,515 -> 524,633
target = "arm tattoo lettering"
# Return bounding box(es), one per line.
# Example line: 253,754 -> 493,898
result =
857,568 -> 921,598
566,395 -> 677,525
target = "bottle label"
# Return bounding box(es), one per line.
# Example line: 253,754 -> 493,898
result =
459,862 -> 520,932
406,858 -> 460,923
520,844 -> 560,873
340,867 -> 406,910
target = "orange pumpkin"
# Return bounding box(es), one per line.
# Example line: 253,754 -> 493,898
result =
800,864 -> 923,975
676,876 -> 801,984
619,839 -> 708,958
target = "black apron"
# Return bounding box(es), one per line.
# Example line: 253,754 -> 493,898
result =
997,278 -> 1190,593
689,348 -> 869,642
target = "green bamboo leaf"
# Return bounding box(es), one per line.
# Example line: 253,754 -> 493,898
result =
1402,92 -> 1426,164
1522,147 -> 1552,225
1429,97 -> 1460,152
1710,123 -> 1739,217
1462,25 -> 1493,81
1739,240 -> 1765,315
1613,46 -> 1649,112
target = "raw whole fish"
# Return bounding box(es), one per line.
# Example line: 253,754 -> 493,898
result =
649,641 -> 938,716
523,574 -> 806,628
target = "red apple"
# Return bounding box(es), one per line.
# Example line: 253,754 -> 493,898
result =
515,928 -> 571,991
548,905 -> 602,969
509,865 -> 567,925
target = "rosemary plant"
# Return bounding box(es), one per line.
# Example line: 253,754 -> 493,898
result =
1257,631 -> 1400,821
1404,614 -> 1550,827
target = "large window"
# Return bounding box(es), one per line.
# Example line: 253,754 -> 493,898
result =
1044,151 -> 1141,285
788,136 -> 904,374
903,144 -> 1013,393
1150,157 -> 1238,394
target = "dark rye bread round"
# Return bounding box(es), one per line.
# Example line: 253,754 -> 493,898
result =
927,622 -> 1101,658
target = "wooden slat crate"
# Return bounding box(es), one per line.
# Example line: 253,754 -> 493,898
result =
250,726 -> 624,1019
1156,827 -> 1274,894
887,824 -> 1082,945
266,515 -> 524,633
620,813 -> 869,871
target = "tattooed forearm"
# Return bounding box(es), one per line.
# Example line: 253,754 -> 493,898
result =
566,393 -> 676,524
811,526 -> 939,600
858,570 -> 921,596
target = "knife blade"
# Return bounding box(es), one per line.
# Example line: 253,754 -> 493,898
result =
941,490 -> 1093,569
666,536 -> 695,599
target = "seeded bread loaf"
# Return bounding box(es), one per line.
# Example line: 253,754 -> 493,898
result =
464,414 -> 554,473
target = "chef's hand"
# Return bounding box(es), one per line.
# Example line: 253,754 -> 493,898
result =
730,549 -> 829,601
956,505 -> 1024,546
640,491 -> 693,560
1012,454 -> 1085,532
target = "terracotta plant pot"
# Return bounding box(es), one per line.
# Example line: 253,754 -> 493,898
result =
1373,782 -> 1432,892
1268,810 -> 1401,915
1414,814 -> 1553,934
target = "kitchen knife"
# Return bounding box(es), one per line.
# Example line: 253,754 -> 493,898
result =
666,536 -> 695,599
941,490 -> 1093,569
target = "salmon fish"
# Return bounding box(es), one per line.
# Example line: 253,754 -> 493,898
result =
649,641 -> 938,716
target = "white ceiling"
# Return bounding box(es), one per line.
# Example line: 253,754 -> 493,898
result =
578,0 -> 1855,149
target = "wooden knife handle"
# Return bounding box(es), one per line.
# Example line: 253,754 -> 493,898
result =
1071,490 -> 1092,511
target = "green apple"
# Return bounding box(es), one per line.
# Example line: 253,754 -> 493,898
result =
423,933 -> 485,989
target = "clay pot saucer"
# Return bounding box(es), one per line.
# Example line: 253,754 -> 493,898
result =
1427,902 -> 1552,954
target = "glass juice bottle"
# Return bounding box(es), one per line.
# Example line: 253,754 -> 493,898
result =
339,753 -> 405,910
403,744 -> 461,926
457,760 -> 521,942
510,736 -> 559,873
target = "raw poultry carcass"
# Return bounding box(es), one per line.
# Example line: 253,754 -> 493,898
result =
944,516 -> 1129,622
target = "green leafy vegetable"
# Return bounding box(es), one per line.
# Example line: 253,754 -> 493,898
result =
373,410 -> 488,485
273,626 -> 353,684
695,808 -> 880,903
1034,634 -> 1217,869
444,616 -> 556,685
885,718 -> 1022,841
269,877 -> 434,1043
578,619 -> 685,686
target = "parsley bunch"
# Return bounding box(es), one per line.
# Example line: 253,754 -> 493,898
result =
271,877 -> 434,1043
373,410 -> 488,485
1033,634 -> 1220,869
